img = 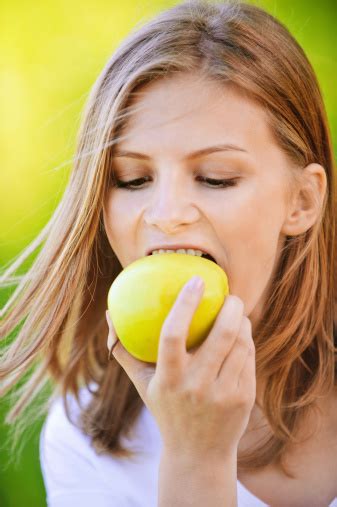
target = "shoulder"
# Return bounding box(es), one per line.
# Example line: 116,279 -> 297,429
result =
39,385 -> 128,505
40,383 -> 96,466
41,383 -> 93,446
39,384 -> 161,506
40,385 -> 103,490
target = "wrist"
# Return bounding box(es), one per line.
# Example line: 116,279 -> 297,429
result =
161,446 -> 238,472
159,448 -> 238,507
162,445 -> 238,464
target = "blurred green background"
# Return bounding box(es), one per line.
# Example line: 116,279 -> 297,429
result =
0,0 -> 336,505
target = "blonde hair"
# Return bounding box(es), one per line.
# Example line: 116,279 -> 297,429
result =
1,0 -> 336,477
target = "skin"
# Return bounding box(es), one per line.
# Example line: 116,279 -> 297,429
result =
103,71 -> 326,332
103,72 -> 333,503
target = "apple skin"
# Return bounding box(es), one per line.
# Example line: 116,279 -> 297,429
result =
107,253 -> 229,363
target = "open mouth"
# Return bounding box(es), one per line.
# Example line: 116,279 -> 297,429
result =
200,253 -> 218,264
149,251 -> 218,265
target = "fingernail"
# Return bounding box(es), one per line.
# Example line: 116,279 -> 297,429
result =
107,333 -> 119,360
186,276 -> 204,292
106,310 -> 111,327
106,310 -> 118,360
108,341 -> 118,361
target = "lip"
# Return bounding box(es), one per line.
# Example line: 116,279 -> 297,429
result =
145,244 -> 218,264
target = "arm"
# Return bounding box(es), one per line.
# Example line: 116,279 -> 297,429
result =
108,289 -> 255,507
158,450 -> 237,507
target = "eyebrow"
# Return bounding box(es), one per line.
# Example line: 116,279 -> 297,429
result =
113,143 -> 248,161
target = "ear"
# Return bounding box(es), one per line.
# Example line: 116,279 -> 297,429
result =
281,163 -> 327,236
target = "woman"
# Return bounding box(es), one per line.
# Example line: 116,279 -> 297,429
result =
1,1 -> 336,505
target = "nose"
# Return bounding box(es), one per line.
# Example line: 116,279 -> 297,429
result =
143,176 -> 199,233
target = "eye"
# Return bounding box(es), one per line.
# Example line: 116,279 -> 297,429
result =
112,177 -> 150,189
198,177 -> 239,188
112,176 -> 239,190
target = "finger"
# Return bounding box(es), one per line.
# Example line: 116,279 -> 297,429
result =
156,276 -> 204,386
216,316 -> 253,386
192,295 -> 245,383
106,310 -> 155,404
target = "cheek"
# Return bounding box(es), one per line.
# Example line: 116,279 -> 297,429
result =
103,193 -> 128,245
103,192 -> 143,265
105,190 -> 146,219
229,235 -> 280,316
223,180 -> 286,253
221,186 -> 285,311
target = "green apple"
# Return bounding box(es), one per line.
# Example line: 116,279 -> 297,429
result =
107,253 -> 229,363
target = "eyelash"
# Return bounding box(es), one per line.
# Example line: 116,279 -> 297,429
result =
112,176 -> 239,190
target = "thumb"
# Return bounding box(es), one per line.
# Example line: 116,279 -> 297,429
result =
106,310 -> 155,404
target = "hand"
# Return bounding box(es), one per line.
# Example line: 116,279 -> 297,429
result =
106,278 -> 256,460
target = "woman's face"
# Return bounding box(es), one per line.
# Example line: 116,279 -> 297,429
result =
103,72 -> 295,330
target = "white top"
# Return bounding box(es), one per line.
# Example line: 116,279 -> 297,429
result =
39,384 -> 337,507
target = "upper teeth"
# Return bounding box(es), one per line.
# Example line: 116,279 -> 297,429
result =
152,248 -> 204,256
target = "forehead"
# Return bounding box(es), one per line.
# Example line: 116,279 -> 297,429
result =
116,73 -> 274,161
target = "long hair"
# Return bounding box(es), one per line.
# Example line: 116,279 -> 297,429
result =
1,0 -> 336,476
